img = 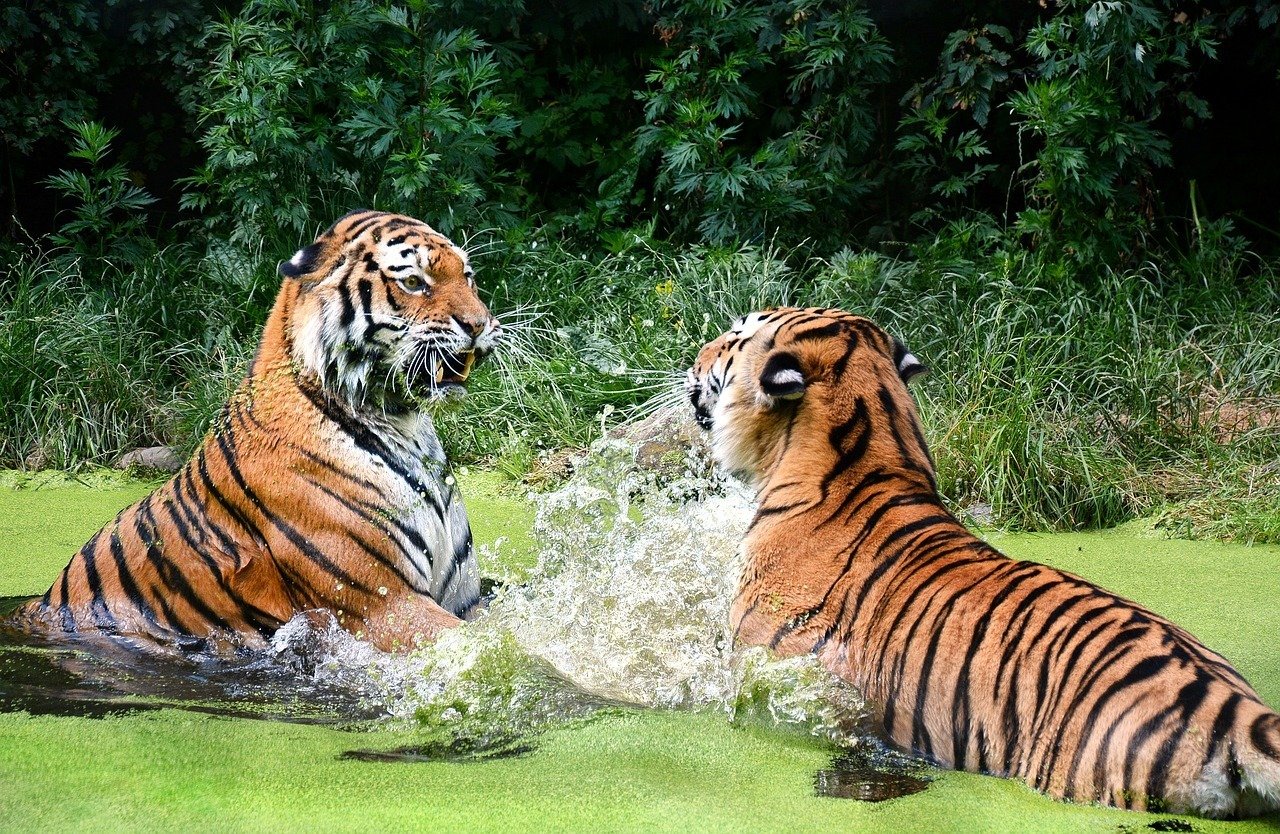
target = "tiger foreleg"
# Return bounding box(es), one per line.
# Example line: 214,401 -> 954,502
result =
346,592 -> 463,652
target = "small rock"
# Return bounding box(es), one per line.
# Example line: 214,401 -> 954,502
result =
962,502 -> 995,527
609,405 -> 708,476
114,445 -> 183,473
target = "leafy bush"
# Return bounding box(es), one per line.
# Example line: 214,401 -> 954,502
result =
43,121 -> 158,262
182,0 -> 517,244
636,0 -> 893,243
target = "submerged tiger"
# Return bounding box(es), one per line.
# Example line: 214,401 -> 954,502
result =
9,210 -> 500,652
686,307 -> 1280,817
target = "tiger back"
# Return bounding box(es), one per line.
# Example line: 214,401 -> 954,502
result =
9,210 -> 501,652
686,307 -> 1280,817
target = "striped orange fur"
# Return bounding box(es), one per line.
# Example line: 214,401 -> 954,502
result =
9,211 -> 501,652
687,307 -> 1280,817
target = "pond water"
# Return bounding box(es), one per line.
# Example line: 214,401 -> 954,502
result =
1,445 -> 1278,832
0,440 -> 872,766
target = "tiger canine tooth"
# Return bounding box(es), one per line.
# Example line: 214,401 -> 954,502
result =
457,352 -> 475,381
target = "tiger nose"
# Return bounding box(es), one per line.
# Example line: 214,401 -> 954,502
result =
452,313 -> 486,338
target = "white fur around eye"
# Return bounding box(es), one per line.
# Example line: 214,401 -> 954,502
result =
731,313 -> 770,339
377,239 -> 422,273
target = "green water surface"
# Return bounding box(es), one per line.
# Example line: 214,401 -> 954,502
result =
1,472 -> 1278,833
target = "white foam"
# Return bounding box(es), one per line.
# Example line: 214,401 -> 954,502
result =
269,422 -> 868,744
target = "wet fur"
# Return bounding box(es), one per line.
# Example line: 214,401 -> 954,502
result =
687,307 -> 1280,817
10,211 -> 501,652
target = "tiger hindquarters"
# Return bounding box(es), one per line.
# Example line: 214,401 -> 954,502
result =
1201,711 -> 1280,817
693,307 -> 1280,817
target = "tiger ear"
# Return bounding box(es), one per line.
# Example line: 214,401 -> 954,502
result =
278,242 -> 325,280
759,351 -> 806,403
893,338 -> 927,384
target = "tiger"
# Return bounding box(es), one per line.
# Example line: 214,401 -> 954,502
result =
8,210 -> 501,653
686,306 -> 1280,817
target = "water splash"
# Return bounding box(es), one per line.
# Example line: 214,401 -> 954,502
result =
279,411 -> 869,748
1,411 -> 870,754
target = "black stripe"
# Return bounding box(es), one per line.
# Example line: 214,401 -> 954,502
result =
80,528 -> 116,629
820,397 -> 871,495
791,321 -> 845,342
877,385 -> 933,479
108,523 -> 158,628
1202,692 -> 1243,771
813,467 -> 897,529
294,379 -> 444,513
339,274 -> 357,326
140,498 -> 273,639
160,470 -> 282,636
300,474 -> 430,586
1025,610 -> 1117,773
57,561 -> 75,631
1142,672 -> 1213,803
910,561 -> 1031,759
1253,713 -> 1280,759
950,568 -> 1042,769
194,445 -> 263,555
876,550 -> 1005,744
131,498 -> 187,634
1089,695 -> 1149,804
212,429 -> 372,593
995,586 -> 1097,702
1053,653 -> 1173,792
345,213 -> 385,238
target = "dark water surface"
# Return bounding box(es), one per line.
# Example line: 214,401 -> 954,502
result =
0,595 -> 380,723
814,745 -> 933,801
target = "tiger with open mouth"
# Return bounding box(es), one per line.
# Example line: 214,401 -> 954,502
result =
9,210 -> 500,652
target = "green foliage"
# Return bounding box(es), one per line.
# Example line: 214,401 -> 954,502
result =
2,0 -> 1280,544
434,230 -> 1280,538
636,0 -> 893,242
0,0 -> 211,233
182,0 -> 517,244
42,121 -> 158,262
1007,1 -> 1205,259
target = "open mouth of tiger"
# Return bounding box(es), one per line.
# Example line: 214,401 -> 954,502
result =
421,350 -> 477,397
435,350 -> 476,387
382,348 -> 484,409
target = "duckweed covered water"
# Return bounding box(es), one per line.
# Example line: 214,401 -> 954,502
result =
0,441 -> 868,757
2,448 -> 1280,832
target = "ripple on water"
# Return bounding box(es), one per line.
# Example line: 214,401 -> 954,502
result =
814,745 -> 933,802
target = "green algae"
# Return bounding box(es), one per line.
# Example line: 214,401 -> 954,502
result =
0,471 -> 157,598
1,472 -> 1279,832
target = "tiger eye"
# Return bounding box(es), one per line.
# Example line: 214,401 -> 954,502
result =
400,275 -> 425,292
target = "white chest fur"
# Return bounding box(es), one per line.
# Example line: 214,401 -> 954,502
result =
322,409 -> 477,615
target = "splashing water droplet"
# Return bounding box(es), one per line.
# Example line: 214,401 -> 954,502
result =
271,410 -> 869,748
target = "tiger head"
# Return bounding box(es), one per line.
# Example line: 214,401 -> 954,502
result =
686,308 -> 926,484
277,210 -> 501,411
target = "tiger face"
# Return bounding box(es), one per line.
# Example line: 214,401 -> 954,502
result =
280,210 -> 501,410
686,307 -> 924,483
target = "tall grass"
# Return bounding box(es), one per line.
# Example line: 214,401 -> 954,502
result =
445,234 -> 1280,539
0,244 -> 265,468
2,231 -> 1276,541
